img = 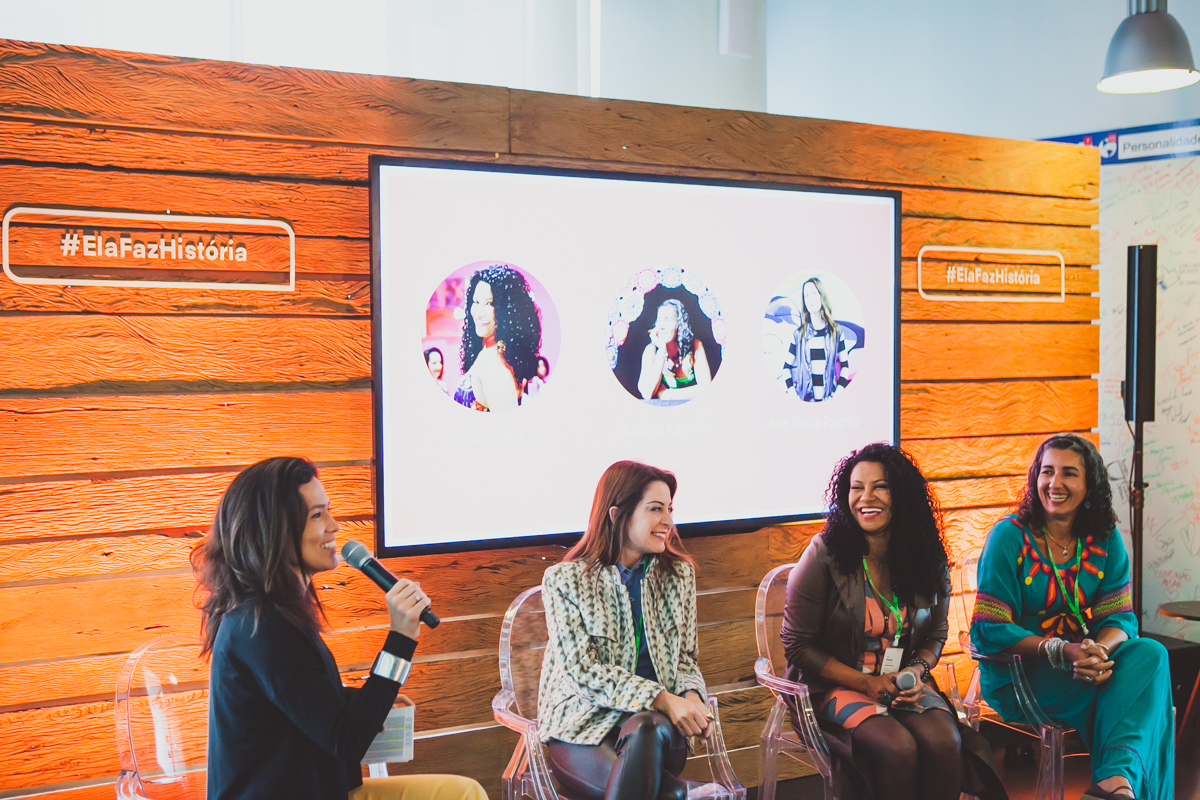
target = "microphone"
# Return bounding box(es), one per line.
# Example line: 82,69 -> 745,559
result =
341,540 -> 440,629
895,670 -> 918,692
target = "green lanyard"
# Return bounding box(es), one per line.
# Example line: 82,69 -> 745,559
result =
862,557 -> 904,646
1043,529 -> 1089,636
631,556 -> 648,654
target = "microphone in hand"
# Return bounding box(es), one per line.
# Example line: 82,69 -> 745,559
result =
895,670 -> 918,692
341,540 -> 440,629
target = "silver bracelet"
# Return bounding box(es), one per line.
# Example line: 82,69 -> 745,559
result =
1045,637 -> 1070,671
371,650 -> 413,685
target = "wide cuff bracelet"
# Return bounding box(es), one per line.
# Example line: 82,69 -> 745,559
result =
371,651 -> 412,685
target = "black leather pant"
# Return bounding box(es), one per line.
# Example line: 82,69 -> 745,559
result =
546,711 -> 688,800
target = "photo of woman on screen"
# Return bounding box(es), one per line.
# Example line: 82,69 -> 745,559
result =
420,261 -> 559,413
454,264 -> 543,412
763,271 -> 864,403
637,299 -> 711,401
424,348 -> 448,394
525,355 -> 551,398
606,267 -> 725,406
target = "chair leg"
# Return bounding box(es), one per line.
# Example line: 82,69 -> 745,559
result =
758,699 -> 786,800
501,737 -> 527,800
1035,725 -> 1065,800
822,766 -> 837,800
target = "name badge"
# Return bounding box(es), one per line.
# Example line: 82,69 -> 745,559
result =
880,647 -> 904,674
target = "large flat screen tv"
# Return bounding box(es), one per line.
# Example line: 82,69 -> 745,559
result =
371,157 -> 899,557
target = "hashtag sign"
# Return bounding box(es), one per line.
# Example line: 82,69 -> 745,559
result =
60,231 -> 80,256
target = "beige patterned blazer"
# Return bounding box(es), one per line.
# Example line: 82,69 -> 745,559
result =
537,556 -> 707,745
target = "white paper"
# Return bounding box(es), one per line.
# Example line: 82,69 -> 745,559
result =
880,647 -> 903,674
361,704 -> 414,765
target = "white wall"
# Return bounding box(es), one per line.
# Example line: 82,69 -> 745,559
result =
1097,157 -> 1200,639
765,0 -> 1200,140
0,0 -> 765,108
600,0 -> 766,111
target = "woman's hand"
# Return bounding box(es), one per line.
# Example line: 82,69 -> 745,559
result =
891,666 -> 924,707
1072,638 -> 1114,686
650,326 -> 671,352
859,673 -> 899,705
385,578 -> 429,640
652,691 -> 711,738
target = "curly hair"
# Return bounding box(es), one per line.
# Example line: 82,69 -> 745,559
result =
822,442 -> 949,602
657,298 -> 695,358
1016,433 -> 1117,541
191,457 -> 326,657
459,265 -> 543,382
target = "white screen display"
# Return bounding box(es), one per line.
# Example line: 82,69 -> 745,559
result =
374,161 -> 898,554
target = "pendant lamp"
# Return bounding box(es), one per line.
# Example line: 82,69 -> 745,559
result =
1098,0 -> 1199,93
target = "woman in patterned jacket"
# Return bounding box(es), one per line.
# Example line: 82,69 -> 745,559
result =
971,434 -> 1173,800
539,461 -> 711,800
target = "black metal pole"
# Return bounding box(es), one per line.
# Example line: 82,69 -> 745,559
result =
1131,418 -> 1144,625
1125,244 -> 1155,627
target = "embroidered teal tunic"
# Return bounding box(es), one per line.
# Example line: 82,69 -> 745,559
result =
970,514 -> 1173,800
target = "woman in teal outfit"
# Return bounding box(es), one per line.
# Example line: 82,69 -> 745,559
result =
970,433 -> 1173,800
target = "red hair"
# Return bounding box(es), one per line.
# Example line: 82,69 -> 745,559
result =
564,460 -> 693,574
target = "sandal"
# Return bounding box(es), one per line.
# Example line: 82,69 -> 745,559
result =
1081,784 -> 1138,800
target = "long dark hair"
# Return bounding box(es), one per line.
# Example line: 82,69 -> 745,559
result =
1016,433 -> 1116,541
191,457 -> 325,657
564,460 -> 694,576
657,298 -> 695,358
823,442 -> 948,602
460,265 -> 542,382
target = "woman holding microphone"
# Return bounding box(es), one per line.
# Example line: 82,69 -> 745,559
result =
781,443 -> 1003,800
193,456 -> 486,800
539,460 -> 711,800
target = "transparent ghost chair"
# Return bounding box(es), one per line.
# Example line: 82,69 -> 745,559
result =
957,547 -> 1075,800
492,585 -> 745,800
753,563 -> 836,800
115,635 -> 209,799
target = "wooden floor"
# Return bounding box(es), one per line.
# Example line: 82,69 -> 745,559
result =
757,746 -> 1095,800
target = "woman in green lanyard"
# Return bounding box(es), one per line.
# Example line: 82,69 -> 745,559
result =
781,443 -> 1005,800
539,461 -> 712,800
971,433 -> 1174,800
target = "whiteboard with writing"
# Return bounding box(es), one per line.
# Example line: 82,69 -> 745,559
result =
1099,155 -> 1200,640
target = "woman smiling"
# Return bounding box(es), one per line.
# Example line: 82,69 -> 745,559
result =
193,457 -> 486,800
538,461 -> 710,800
781,443 -> 1003,800
971,434 -> 1174,800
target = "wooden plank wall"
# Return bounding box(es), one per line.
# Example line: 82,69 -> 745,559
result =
0,40 -> 1099,799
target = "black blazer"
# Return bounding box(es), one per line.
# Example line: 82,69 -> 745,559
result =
206,601 -> 413,800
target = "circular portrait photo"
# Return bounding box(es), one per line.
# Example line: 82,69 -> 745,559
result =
605,267 -> 726,406
762,270 -> 864,402
422,261 -> 560,412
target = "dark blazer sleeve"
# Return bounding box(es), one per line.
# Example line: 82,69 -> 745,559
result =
236,609 -> 408,765
780,538 -> 835,681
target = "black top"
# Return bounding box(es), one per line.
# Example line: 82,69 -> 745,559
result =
206,600 -> 417,800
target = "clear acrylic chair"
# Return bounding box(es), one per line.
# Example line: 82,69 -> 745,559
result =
753,563 -> 835,800
956,547 -> 1074,800
492,585 -> 745,800
115,635 -> 209,799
